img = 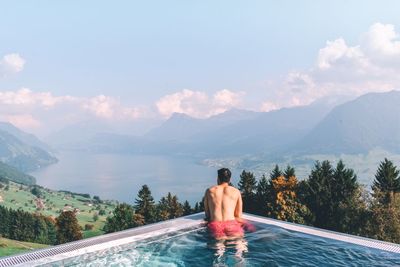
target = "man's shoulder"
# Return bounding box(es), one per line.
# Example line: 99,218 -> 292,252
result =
206,186 -> 218,193
227,186 -> 241,194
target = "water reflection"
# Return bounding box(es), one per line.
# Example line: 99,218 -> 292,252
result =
208,237 -> 249,266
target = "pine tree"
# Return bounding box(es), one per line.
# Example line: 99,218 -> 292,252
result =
255,175 -> 270,215
302,160 -> 364,233
330,160 -> 364,233
193,202 -> 200,213
270,165 -> 282,180
183,200 -> 192,215
156,196 -> 170,221
367,159 -> 400,243
103,203 -> 144,233
134,185 -> 156,223
238,170 -> 257,213
283,165 -> 295,180
56,211 -> 82,244
170,195 -> 184,218
372,158 -> 400,206
302,160 -> 334,228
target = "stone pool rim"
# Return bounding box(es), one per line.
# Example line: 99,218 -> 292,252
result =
1,212 -> 400,267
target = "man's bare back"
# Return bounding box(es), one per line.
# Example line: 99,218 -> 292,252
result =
204,184 -> 242,222
204,168 -> 245,239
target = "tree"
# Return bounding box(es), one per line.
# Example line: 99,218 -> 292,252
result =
156,196 -> 170,221
103,204 -> 144,233
92,213 -> 99,222
170,195 -> 184,219
255,175 -> 271,215
330,160 -> 365,233
270,165 -> 282,180
302,160 -> 334,228
183,200 -> 192,215
134,185 -> 156,223
31,186 -> 42,198
56,211 -> 82,244
283,165 -> 295,180
156,193 -> 184,220
367,159 -> 400,242
301,160 -> 365,233
266,175 -> 310,224
372,158 -> 400,206
238,170 -> 257,213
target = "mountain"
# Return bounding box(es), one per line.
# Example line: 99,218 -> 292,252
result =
293,90 -> 400,155
47,118 -> 162,150
0,129 -> 57,172
144,98 -> 341,156
0,161 -> 36,185
0,122 -> 52,152
145,108 -> 260,141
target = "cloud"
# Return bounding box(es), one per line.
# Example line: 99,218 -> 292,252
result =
0,114 -> 41,129
156,89 -> 245,118
0,88 -> 75,107
0,53 -> 25,76
261,23 -> 400,111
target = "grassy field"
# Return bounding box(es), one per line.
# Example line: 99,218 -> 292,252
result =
0,237 -> 49,257
0,181 -> 118,240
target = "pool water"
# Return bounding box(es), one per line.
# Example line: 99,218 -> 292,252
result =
57,224 -> 400,267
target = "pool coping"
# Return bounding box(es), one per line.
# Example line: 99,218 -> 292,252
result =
1,212 -> 400,266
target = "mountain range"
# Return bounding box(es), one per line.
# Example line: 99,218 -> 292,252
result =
1,90 -> 398,171
0,123 -> 57,172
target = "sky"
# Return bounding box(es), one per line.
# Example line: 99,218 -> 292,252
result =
1,1 -> 400,137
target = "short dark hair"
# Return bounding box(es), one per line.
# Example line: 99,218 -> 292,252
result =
218,168 -> 231,183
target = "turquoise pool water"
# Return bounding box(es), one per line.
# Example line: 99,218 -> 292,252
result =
55,223 -> 400,267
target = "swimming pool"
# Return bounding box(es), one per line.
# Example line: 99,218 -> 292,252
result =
1,213 -> 400,266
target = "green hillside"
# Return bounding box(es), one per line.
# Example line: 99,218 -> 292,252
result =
0,237 -> 49,257
0,161 -> 36,185
0,180 -> 117,240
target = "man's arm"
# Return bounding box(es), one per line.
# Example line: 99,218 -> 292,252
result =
204,190 -> 210,221
234,191 -> 243,222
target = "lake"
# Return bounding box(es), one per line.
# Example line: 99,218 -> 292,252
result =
30,152 -> 233,205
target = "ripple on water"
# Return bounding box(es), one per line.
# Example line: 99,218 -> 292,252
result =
56,225 -> 400,267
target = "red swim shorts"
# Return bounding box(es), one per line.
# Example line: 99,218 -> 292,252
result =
207,220 -> 244,239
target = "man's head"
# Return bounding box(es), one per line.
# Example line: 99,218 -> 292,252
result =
217,168 -> 231,185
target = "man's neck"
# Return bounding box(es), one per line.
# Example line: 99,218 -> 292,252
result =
218,182 -> 229,187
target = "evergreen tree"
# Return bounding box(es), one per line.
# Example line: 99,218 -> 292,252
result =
255,175 -> 270,215
302,160 -> 364,233
372,158 -> 400,206
183,200 -> 192,215
170,195 -> 184,219
238,170 -> 257,213
56,211 -> 82,244
367,159 -> 400,243
103,203 -> 144,233
156,196 -> 170,221
134,185 -> 156,223
283,165 -> 296,180
302,160 -> 334,228
270,165 -> 282,180
193,202 -> 200,213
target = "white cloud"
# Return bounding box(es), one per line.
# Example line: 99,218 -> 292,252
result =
0,53 -> 25,76
0,88 -> 75,107
261,23 -> 400,111
0,114 -> 41,129
156,89 -> 244,118
82,95 -> 116,119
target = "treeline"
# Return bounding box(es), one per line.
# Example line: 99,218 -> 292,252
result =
0,206 -> 82,245
237,158 -> 400,243
103,185 -> 203,233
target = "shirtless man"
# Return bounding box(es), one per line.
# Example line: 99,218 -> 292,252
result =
204,168 -> 245,239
